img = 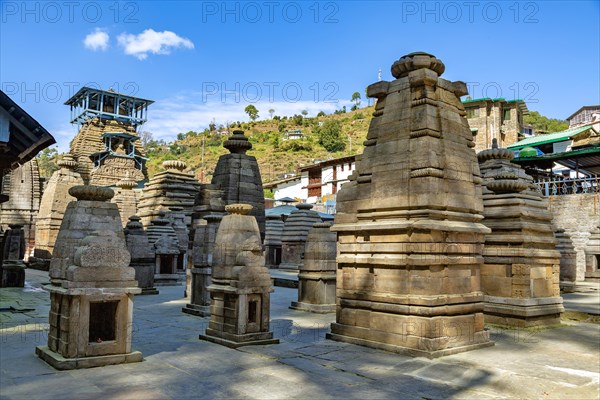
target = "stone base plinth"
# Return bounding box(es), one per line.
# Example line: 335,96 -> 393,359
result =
137,287 -> 159,295
484,296 -> 564,327
290,301 -> 335,314
326,330 -> 494,359
182,303 -> 210,317
0,262 -> 25,287
278,262 -> 301,270
36,346 -> 142,370
200,329 -> 279,349
154,274 -> 181,286
27,257 -> 51,271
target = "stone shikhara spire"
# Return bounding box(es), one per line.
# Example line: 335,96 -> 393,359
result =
211,130 -> 265,241
328,52 -> 493,357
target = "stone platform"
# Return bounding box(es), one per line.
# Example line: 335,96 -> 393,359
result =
0,269 -> 598,399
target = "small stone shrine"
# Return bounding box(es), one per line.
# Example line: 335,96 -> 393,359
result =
183,214 -> 222,316
48,186 -> 124,287
211,131 -> 265,240
138,160 -> 200,229
124,216 -> 158,295
36,185 -> 142,370
280,203 -> 321,269
200,204 -> 278,348
478,140 -> 563,327
166,207 -> 189,273
585,225 -> 600,279
555,229 -> 578,285
183,184 -> 225,315
146,212 -> 181,286
328,53 -> 493,357
290,222 -> 336,313
33,154 -> 84,265
0,224 -> 26,287
265,214 -> 285,268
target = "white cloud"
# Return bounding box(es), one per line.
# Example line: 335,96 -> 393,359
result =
83,29 -> 109,51
117,29 -> 194,60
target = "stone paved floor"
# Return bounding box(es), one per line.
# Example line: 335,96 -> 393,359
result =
1,269 -> 599,399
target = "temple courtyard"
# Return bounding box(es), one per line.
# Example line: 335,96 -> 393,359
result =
1,269 -> 598,400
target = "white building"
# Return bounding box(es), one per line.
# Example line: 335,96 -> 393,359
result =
264,155 -> 357,213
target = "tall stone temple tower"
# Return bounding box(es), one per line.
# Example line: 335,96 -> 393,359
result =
327,52 -> 493,357
64,87 -> 153,185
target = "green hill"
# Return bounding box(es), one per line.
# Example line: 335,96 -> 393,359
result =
144,106 -> 375,183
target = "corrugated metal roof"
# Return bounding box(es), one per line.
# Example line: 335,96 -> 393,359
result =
507,126 -> 592,150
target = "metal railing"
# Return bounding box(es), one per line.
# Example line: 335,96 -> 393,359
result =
534,175 -> 600,196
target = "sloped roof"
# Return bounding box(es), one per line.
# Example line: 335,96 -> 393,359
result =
507,126 -> 592,150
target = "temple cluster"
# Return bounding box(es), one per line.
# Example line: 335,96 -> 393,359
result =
0,53 -> 598,371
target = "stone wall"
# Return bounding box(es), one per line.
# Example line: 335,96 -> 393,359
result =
0,159 -> 42,259
548,193 -> 599,281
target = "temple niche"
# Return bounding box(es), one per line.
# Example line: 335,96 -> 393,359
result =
33,154 -> 84,265
0,224 -> 26,287
264,214 -> 285,268
0,159 -> 43,260
478,140 -> 564,327
146,212 -> 181,286
65,87 -> 152,185
211,131 -> 265,240
327,52 -> 492,357
585,225 -> 600,280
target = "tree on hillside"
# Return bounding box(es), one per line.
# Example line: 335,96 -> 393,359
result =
524,111 -> 569,133
244,104 -> 259,121
268,108 -> 275,119
301,109 -> 308,117
351,91 -> 361,108
36,147 -> 59,178
140,131 -> 154,148
315,120 -> 345,152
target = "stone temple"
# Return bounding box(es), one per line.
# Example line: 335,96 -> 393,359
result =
65,87 -> 152,185
478,140 -> 563,327
211,131 -> 266,240
327,52 -> 493,357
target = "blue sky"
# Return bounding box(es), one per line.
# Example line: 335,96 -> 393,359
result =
1,1 -> 599,151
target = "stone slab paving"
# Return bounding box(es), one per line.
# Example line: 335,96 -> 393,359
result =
1,269 -> 599,399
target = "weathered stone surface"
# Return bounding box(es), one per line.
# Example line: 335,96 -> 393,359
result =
290,222 -> 336,313
555,229 -> 578,284
138,160 -> 200,229
69,118 -> 147,184
211,131 -> 265,240
37,190 -> 141,370
548,193 -> 599,281
585,225 -> 600,279
0,159 -> 42,260
33,155 -> 85,264
48,185 -> 124,286
328,52 -> 492,357
0,224 -> 26,287
124,216 -> 157,294
265,214 -> 284,268
111,174 -> 141,228
183,184 -> 226,316
478,140 -> 563,327
280,204 -> 321,270
200,204 -> 278,347
146,212 -> 181,286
